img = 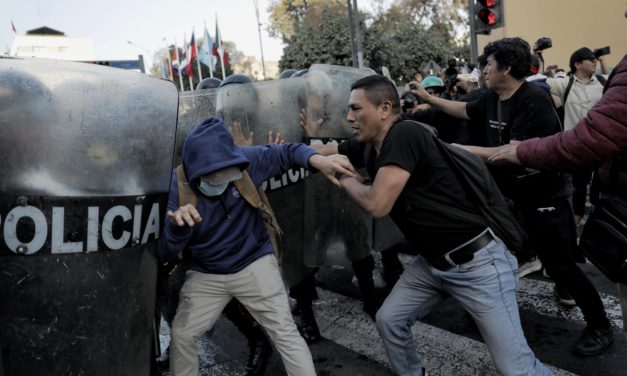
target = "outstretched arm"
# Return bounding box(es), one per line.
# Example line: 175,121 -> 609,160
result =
340,165 -> 410,218
410,81 -> 470,120
308,154 -> 356,187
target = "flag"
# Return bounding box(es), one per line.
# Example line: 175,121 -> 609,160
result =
199,22 -> 214,77
11,19 -> 16,34
180,49 -> 188,77
186,32 -> 196,78
213,16 -> 226,78
170,48 -> 179,75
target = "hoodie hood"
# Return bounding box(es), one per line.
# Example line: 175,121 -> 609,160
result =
182,116 -> 249,192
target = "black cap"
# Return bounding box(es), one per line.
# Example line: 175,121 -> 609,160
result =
569,47 -> 595,72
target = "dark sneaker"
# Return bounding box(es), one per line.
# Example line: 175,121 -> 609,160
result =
572,326 -> 614,357
245,334 -> 273,376
297,313 -> 322,344
553,285 -> 576,307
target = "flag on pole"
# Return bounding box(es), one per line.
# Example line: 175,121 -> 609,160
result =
11,19 -> 17,34
214,16 -> 226,79
173,40 -> 184,90
166,53 -> 174,81
191,30 -> 203,81
199,21 -> 214,78
187,31 -> 197,79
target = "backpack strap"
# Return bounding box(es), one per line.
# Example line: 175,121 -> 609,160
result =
595,74 -> 607,87
562,76 -> 575,106
232,171 -> 284,263
176,164 -> 197,207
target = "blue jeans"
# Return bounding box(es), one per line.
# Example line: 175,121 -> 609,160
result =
375,235 -> 553,376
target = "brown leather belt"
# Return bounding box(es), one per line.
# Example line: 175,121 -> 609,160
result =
429,230 -> 494,271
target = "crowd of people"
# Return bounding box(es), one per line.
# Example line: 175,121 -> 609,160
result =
155,33 -> 626,376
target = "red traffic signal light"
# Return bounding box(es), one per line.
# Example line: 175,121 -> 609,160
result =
478,0 -> 497,7
474,0 -> 503,34
477,9 -> 497,26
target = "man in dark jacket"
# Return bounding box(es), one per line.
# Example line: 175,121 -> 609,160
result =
487,54 -> 627,341
157,116 -> 355,376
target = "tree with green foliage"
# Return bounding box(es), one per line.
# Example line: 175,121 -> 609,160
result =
268,0 -> 470,84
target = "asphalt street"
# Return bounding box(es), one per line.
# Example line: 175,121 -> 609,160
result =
156,252 -> 626,376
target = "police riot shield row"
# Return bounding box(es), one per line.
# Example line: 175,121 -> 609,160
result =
0,58 -> 405,375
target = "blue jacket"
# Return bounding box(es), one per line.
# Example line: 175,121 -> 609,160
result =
157,116 -> 318,274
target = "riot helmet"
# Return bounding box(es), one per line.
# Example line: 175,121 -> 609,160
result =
278,69 -> 297,79
291,69 -> 309,78
196,77 -> 222,90
219,74 -> 253,87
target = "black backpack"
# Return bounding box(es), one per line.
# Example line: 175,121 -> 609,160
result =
415,122 -> 526,253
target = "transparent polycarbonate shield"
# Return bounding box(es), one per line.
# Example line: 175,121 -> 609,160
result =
305,64 -> 375,138
0,57 -> 178,196
0,57 -> 178,376
175,89 -> 219,165
215,77 -> 309,144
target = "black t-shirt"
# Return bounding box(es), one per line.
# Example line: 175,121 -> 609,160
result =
338,120 -> 487,258
466,81 -> 570,202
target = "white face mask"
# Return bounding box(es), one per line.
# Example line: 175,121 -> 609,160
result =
198,179 -> 229,197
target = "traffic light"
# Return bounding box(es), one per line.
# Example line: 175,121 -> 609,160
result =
474,0 -> 504,35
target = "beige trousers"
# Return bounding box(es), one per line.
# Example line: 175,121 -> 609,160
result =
170,254 -> 316,376
619,282 -> 627,339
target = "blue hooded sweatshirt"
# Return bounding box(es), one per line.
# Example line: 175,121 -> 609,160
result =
157,116 -> 318,274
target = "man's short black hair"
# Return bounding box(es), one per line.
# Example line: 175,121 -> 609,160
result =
483,37 -> 531,80
350,75 -> 401,115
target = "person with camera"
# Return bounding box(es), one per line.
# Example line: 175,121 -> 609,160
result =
486,52 -> 627,342
542,46 -> 610,229
412,37 -> 614,357
403,76 -> 470,144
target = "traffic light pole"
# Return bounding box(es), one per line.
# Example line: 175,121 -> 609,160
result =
469,0 -> 479,65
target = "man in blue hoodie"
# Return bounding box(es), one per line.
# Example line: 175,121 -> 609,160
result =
158,116 -> 355,376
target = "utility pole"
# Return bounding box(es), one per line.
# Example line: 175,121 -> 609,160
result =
468,0 -> 478,64
352,0 -> 364,68
253,0 -> 267,80
347,0 -> 358,68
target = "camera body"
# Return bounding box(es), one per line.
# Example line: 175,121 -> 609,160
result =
594,46 -> 611,58
535,37 -> 552,51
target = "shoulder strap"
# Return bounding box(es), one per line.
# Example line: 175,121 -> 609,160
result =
232,171 -> 284,261
562,76 -> 575,106
595,74 -> 607,86
176,165 -> 197,207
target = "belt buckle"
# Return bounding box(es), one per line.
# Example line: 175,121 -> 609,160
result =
443,252 -> 457,267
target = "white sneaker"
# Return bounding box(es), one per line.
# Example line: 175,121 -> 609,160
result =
517,257 -> 542,278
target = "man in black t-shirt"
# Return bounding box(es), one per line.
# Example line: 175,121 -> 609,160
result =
311,74 -> 552,376
413,37 -> 614,357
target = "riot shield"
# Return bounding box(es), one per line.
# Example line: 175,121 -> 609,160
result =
0,57 -> 178,376
174,65 -> 402,285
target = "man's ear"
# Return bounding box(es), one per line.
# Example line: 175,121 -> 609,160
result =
380,100 -> 393,119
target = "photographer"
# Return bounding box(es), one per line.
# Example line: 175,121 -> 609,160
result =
546,46 -> 610,225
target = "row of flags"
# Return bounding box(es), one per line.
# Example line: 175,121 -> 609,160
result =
160,18 -> 230,89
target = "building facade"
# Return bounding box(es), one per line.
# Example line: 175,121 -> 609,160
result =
477,0 -> 626,71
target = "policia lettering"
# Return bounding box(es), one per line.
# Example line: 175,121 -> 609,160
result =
0,195 -> 165,255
